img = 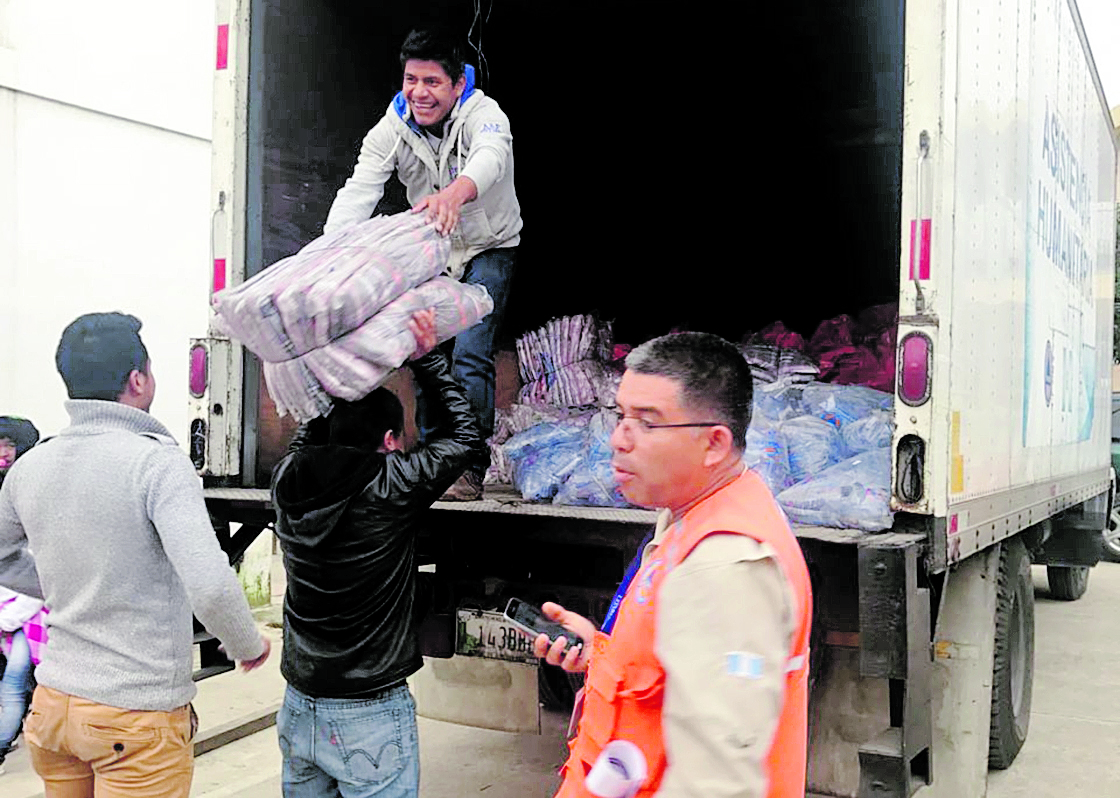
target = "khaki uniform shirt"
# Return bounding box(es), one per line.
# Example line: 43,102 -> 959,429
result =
646,509 -> 796,798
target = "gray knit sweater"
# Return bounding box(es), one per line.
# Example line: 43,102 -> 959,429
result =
0,400 -> 264,711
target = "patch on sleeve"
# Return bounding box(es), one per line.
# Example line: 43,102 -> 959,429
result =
726,651 -> 765,679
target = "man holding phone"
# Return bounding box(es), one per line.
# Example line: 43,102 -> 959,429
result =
533,332 -> 813,798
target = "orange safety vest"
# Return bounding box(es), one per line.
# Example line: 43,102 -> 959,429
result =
555,470 -> 813,798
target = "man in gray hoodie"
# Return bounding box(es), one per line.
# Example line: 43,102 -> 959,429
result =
0,312 -> 270,797
324,28 -> 522,501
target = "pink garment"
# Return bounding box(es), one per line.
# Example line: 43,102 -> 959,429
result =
0,607 -> 49,666
757,321 -> 807,351
808,307 -> 898,393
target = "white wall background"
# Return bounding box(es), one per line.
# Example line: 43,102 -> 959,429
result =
0,1 -> 214,442
1077,0 -> 1120,112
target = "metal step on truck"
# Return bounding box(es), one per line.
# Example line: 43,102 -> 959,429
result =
186,0 -> 1118,795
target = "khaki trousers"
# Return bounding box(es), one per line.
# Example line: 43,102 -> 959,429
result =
23,685 -> 195,798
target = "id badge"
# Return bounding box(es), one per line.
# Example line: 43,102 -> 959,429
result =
567,687 -> 585,740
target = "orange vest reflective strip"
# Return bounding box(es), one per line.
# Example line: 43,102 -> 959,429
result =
555,470 -> 813,798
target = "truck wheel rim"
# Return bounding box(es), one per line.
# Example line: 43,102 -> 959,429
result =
1105,511 -> 1120,555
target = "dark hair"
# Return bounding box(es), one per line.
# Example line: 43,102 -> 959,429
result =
55,313 -> 150,401
625,332 -> 753,449
400,28 -> 464,84
327,388 -> 405,451
0,417 -> 39,457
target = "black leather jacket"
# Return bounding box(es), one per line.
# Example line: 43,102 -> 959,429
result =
271,351 -> 483,698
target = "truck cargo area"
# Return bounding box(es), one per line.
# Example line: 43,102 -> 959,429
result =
245,0 -> 904,480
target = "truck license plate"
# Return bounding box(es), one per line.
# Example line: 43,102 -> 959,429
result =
455,609 -> 538,664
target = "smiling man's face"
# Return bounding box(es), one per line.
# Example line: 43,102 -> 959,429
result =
402,59 -> 465,129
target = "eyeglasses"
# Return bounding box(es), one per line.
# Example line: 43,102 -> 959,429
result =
616,416 -> 725,434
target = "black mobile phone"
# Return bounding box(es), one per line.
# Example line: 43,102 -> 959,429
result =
504,598 -> 583,655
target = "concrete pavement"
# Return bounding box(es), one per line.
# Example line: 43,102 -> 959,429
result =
986,563 -> 1120,798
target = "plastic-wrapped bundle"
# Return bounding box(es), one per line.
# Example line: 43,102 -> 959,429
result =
517,360 -> 620,408
512,444 -> 584,501
503,420 -> 588,502
486,404 -> 576,485
555,409 -> 630,508
842,409 -> 894,454
492,404 -> 572,444
741,344 -> 819,387
263,278 -> 493,421
515,315 -> 617,408
516,315 -> 613,381
781,415 -> 844,484
742,423 -> 791,495
554,458 -> 629,507
502,418 -> 589,462
800,383 -> 893,429
752,384 -> 804,423
591,408 -> 618,447
777,448 -> 893,531
213,213 -> 450,362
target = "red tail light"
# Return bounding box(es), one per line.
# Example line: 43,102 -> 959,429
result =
898,332 -> 932,406
189,345 -> 208,398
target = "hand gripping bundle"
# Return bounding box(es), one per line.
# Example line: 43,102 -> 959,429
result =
211,212 -> 493,421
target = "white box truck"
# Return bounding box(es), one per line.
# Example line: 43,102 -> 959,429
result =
187,0 -> 1118,795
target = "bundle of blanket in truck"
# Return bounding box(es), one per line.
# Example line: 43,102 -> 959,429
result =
744,382 -> 895,531
483,315 -> 627,508
211,212 -> 493,422
492,311 -> 897,529
515,314 -> 618,407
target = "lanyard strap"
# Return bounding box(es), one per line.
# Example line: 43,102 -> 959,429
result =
601,530 -> 655,635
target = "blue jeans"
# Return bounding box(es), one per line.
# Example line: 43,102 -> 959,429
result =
0,629 -> 32,756
277,683 -> 420,798
418,247 -> 516,463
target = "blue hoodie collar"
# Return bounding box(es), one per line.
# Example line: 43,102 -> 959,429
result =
392,64 -> 476,133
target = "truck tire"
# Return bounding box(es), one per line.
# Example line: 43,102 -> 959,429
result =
1046,565 -> 1090,601
1103,509 -> 1120,563
989,538 -> 1035,770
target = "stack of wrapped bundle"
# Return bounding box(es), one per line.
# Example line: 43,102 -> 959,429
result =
212,212 -> 493,421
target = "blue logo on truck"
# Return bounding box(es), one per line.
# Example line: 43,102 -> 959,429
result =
1044,340 -> 1053,407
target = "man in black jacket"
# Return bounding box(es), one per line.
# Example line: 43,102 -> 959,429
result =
271,310 -> 483,798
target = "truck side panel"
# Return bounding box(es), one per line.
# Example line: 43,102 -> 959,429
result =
947,0 -> 1115,502
902,0 -> 1117,565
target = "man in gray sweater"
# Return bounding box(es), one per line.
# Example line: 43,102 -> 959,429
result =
0,312 -> 270,797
